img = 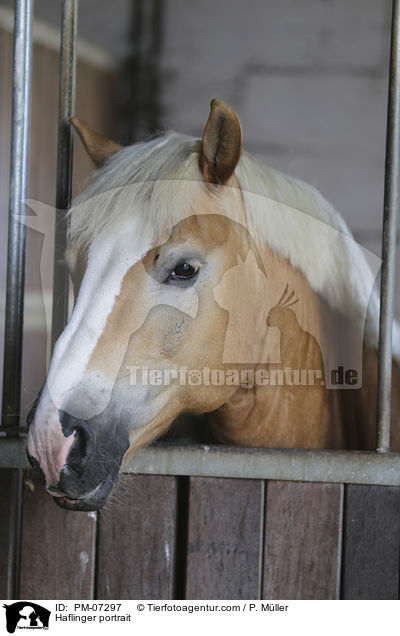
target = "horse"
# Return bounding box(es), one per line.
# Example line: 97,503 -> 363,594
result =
26,98 -> 400,511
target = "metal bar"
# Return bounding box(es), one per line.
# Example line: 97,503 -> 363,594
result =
377,0 -> 400,452
7,438 -> 400,486
1,0 -> 34,600
125,446 -> 400,486
1,0 -> 34,429
51,0 -> 78,350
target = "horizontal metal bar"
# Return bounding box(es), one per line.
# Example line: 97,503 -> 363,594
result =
2,438 -> 400,487
0,439 -> 28,469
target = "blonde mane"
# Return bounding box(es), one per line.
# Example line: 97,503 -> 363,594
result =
69,131 -> 399,358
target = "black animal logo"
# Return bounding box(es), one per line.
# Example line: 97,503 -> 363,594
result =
3,602 -> 50,633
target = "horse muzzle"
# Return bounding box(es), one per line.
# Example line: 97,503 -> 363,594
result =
27,407 -> 130,511
53,468 -> 120,511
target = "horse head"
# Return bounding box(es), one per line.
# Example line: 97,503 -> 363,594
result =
26,95 -> 387,507
26,99 -> 264,510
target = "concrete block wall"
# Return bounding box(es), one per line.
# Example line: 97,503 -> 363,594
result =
160,1 -> 389,235
156,0 -> 398,317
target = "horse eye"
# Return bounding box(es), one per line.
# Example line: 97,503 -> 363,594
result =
170,263 -> 198,280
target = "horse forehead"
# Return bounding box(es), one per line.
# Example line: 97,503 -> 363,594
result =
89,223 -> 152,281
49,226 -> 152,368
156,214 -> 245,255
170,214 -> 227,239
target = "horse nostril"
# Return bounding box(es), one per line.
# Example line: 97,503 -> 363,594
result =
67,424 -> 95,474
58,413 -> 95,476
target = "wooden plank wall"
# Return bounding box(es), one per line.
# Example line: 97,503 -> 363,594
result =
96,475 -> 178,599
342,485 -> 400,599
263,481 -> 343,599
10,473 -> 400,600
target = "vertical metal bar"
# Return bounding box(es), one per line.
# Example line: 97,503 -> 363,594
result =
1,0 -> 34,600
2,0 -> 34,429
51,0 -> 78,349
377,0 -> 400,452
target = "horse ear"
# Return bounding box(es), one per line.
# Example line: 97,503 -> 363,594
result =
200,98 -> 242,185
70,118 -> 123,167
